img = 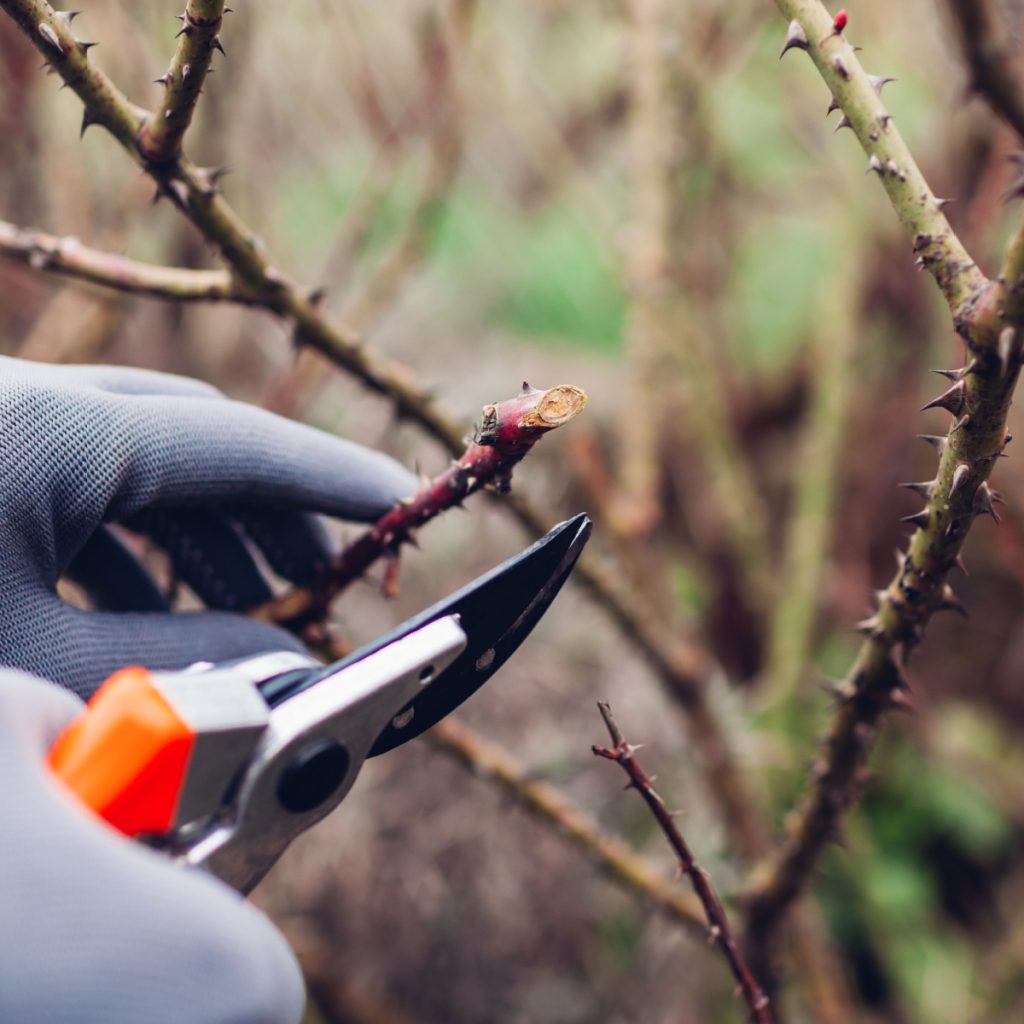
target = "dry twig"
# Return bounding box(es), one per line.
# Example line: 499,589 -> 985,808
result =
592,703 -> 774,1024
429,717 -> 706,931
0,219 -> 250,303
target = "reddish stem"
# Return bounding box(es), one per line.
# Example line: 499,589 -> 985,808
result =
592,703 -> 774,1024
251,383 -> 586,627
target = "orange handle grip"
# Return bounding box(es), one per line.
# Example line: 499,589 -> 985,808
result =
48,667 -> 196,837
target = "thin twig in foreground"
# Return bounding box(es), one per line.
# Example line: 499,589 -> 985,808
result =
592,703 -> 774,1024
429,717 -> 705,932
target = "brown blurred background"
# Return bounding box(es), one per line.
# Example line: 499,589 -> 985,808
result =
4,1 -> 1024,1021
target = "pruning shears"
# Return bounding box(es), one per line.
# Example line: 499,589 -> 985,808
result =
48,515 -> 591,894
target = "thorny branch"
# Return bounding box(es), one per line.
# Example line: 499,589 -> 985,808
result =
945,0 -> 1024,144
0,0 -> 763,864
747,0 -> 1024,955
776,0 -> 989,322
0,220 -> 252,303
429,717 -> 706,932
251,384 -> 588,627
306,628 -> 707,932
138,0 -> 226,163
592,703 -> 774,1024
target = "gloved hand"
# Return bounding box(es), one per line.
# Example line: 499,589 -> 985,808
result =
0,355 -> 417,697
0,355 -> 419,1023
0,668 -> 305,1024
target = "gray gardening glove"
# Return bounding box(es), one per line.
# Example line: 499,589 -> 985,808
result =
0,667 -> 304,1024
0,355 -> 418,1022
0,355 -> 417,698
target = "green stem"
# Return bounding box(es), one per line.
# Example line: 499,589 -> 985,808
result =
138,0 -> 225,163
760,227 -> 863,706
774,0 -> 989,324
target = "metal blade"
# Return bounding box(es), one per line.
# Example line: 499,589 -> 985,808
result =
259,513 -> 591,754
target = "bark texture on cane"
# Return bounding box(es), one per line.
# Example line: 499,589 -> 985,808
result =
251,383 -> 587,627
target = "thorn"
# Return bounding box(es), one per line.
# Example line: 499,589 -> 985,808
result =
950,412 -> 971,434
935,197 -> 955,211
54,10 -> 80,25
854,615 -> 884,639
893,162 -> 907,181
821,679 -> 856,705
171,179 -> 191,206
195,164 -> 231,196
264,266 -> 287,289
901,509 -> 931,530
780,19 -> 809,58
973,483 -> 1002,524
210,35 -> 225,55
154,72 -> 172,86
920,379 -> 966,416
952,554 -> 968,575
74,38 -> 96,56
37,22 -> 63,54
867,75 -> 896,94
998,326 -> 1017,377
886,688 -> 914,713
826,97 -> 840,116
833,115 -> 852,133
898,480 -> 934,498
939,584 -> 969,618
917,434 -> 947,452
79,108 -> 97,137
867,154 -> 884,175
308,286 -> 327,307
949,463 -> 970,498
931,359 -> 976,382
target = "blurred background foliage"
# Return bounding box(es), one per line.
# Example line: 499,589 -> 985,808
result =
4,0 -> 1024,1021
